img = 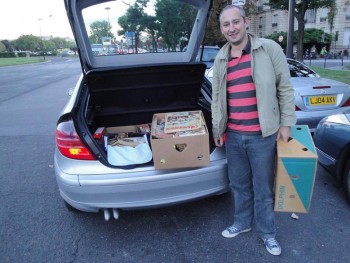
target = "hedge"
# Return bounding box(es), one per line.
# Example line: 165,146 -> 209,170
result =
0,52 -> 16,58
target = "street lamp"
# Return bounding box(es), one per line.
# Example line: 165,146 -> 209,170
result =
105,7 -> 111,26
286,0 -> 295,59
38,15 -> 52,60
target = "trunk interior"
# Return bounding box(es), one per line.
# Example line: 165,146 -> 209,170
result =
81,63 -> 215,166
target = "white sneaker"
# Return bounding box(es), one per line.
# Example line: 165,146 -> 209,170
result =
263,238 -> 281,256
221,225 -> 252,238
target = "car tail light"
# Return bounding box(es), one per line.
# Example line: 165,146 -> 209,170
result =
56,120 -> 95,160
342,98 -> 350,107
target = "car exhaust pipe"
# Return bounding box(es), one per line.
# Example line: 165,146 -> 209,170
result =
103,208 -> 119,221
103,209 -> 111,221
112,208 -> 119,220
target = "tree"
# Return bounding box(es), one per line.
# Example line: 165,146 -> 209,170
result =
303,28 -> 331,53
266,28 -> 331,55
118,0 -> 149,53
14,35 -> 41,51
268,0 -> 334,61
143,14 -> 160,52
205,0 -> 259,47
89,20 -> 114,44
327,0 -> 337,52
266,31 -> 289,50
0,41 -> 6,52
1,40 -> 15,52
327,0 -> 337,34
155,0 -> 193,51
51,37 -> 69,50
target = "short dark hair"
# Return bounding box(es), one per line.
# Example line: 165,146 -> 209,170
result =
219,5 -> 246,22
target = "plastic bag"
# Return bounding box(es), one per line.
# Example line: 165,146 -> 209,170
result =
107,134 -> 152,166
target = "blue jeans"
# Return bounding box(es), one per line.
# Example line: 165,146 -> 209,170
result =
225,131 -> 277,239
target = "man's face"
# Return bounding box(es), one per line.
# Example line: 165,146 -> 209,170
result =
220,7 -> 249,46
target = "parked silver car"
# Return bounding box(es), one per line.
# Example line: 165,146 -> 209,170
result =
54,0 -> 228,220
205,58 -> 350,132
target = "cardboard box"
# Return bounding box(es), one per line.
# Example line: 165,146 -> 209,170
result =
274,125 -> 318,213
151,111 -> 210,169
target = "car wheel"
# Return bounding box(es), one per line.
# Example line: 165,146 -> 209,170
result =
344,159 -> 350,204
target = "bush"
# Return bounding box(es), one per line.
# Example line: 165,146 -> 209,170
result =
17,52 -> 27,57
0,52 -> 16,58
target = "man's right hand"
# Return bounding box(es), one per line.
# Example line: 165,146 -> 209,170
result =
214,137 -> 224,147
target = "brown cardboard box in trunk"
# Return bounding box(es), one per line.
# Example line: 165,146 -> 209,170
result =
151,111 -> 210,170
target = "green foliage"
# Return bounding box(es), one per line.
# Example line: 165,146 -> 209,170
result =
0,57 -> 45,67
17,52 -> 27,57
268,0 -> 335,60
14,35 -> 41,51
0,41 -> 6,52
117,0 -> 149,51
155,0 -> 195,51
115,0 -> 195,52
204,0 -> 230,46
266,29 -> 332,54
265,31 -> 289,47
89,20 -> 115,44
0,52 -> 16,58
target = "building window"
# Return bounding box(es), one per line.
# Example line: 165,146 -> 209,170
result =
305,9 -> 316,24
346,5 -> 350,20
320,8 -> 327,22
259,16 -> 263,29
257,0 -> 264,12
272,14 -> 278,27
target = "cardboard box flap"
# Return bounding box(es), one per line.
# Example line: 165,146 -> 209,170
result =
277,125 -> 317,158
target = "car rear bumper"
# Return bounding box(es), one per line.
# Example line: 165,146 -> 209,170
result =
54,149 -> 229,212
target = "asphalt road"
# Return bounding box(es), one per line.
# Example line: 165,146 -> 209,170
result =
0,57 -> 349,263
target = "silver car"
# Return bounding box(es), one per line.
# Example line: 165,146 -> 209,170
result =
54,0 -> 228,220
206,58 -> 350,132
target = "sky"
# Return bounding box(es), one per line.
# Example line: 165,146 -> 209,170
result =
1,0 -> 74,40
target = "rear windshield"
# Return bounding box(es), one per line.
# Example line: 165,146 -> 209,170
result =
82,0 -> 198,57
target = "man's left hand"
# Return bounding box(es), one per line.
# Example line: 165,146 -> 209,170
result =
276,126 -> 291,142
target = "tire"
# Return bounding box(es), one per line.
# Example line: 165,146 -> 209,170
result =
344,159 -> 350,204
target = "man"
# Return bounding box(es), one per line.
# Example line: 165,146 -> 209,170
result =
211,5 -> 296,256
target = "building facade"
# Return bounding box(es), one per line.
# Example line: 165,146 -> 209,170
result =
244,0 -> 350,53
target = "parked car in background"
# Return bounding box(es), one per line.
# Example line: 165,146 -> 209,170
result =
196,46 -> 220,68
313,110 -> 350,203
205,58 -> 350,132
54,0 -> 228,220
60,50 -> 75,57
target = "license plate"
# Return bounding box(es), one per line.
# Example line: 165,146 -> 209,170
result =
305,95 -> 336,106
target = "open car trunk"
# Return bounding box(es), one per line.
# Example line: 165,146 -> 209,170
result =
78,62 -> 214,166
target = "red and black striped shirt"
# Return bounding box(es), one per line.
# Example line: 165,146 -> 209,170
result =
226,41 -> 261,133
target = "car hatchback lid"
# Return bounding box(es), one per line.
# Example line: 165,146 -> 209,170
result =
65,0 -> 213,72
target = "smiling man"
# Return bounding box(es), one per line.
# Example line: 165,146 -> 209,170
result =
211,4 -> 296,256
